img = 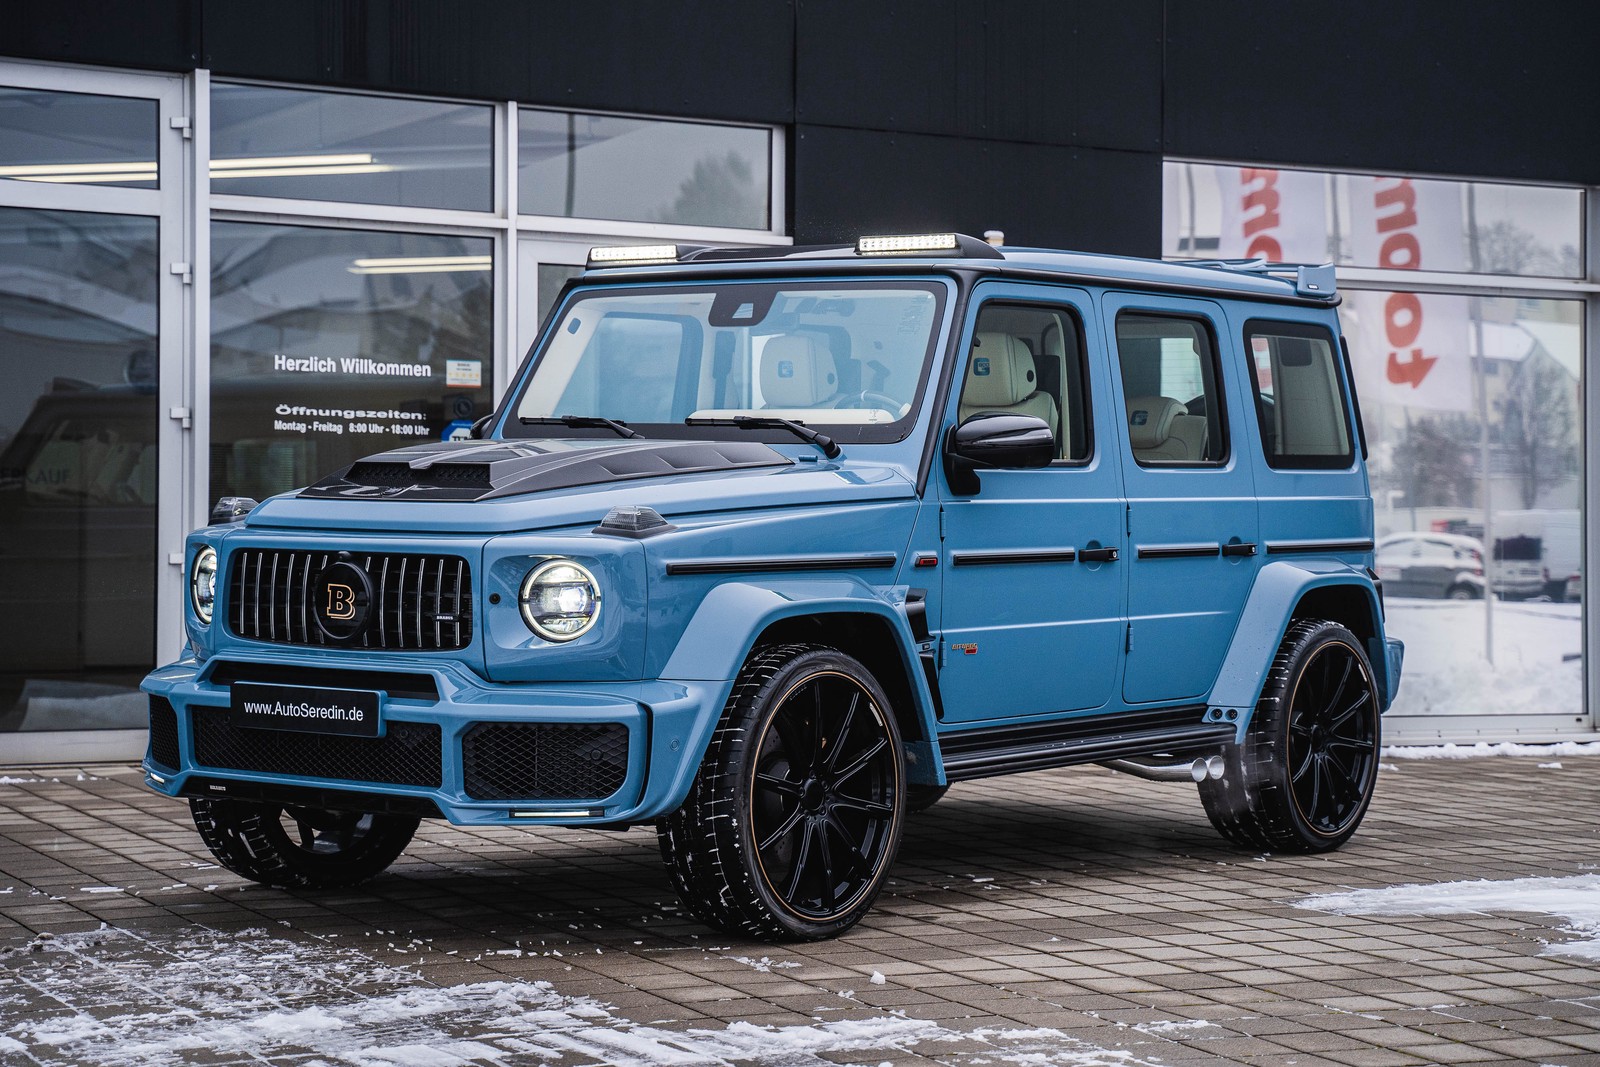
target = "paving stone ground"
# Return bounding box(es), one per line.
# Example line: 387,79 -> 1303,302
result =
1,755 -> 1598,1066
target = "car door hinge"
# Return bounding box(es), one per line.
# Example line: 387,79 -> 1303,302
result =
938,505 -> 946,541
1126,502 -> 1133,536
1125,623 -> 1133,653
169,116 -> 192,139
170,261 -> 192,284
168,406 -> 192,429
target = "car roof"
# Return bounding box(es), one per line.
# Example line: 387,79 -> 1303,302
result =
579,237 -> 1339,308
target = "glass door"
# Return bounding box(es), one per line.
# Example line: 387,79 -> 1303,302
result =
0,63 -> 191,760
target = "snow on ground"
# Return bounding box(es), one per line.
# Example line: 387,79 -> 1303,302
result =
1383,740 -> 1600,759
1385,598 -> 1582,718
0,926 -> 1167,1067
1298,875 -> 1600,960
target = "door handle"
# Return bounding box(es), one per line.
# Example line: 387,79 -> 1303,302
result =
1079,546 -> 1119,563
1221,542 -> 1258,558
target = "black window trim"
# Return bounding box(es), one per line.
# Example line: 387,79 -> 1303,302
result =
1242,317 -> 1357,471
1113,308 -> 1231,470
963,297 -> 1096,468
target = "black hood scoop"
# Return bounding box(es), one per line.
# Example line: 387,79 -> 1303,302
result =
299,438 -> 793,502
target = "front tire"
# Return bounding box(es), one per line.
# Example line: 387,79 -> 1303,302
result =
189,797 -> 418,889
1199,619 -> 1380,853
658,644 -> 906,941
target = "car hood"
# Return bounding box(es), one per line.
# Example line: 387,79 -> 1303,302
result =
240,438 -> 916,534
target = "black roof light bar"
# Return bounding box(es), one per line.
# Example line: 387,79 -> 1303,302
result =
585,232 -> 1005,268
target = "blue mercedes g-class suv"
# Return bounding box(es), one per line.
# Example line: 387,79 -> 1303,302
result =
144,233 -> 1403,940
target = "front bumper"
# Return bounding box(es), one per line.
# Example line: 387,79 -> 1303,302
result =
140,653 -> 722,826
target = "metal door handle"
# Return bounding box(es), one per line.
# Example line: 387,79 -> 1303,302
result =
1079,546 -> 1119,563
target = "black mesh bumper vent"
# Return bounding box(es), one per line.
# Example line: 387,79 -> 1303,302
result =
461,722 -> 629,801
191,706 -> 442,788
148,697 -> 180,771
228,549 -> 472,651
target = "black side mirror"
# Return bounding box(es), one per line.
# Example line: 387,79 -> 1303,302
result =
943,412 -> 1054,495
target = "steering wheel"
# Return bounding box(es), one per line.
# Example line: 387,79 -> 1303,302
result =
832,391 -> 901,411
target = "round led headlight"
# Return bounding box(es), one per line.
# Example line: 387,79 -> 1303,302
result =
190,546 -> 218,625
519,559 -> 601,642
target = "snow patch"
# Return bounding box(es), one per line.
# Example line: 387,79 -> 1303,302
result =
1131,1020 -> 1217,1036
1298,875 -> 1600,960
1383,741 -> 1600,760
2,927 -> 1162,1067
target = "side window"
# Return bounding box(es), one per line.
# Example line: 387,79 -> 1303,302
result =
1114,313 -> 1227,466
1244,319 -> 1353,469
956,303 -> 1091,462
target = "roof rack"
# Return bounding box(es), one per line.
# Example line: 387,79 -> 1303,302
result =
1184,258 -> 1338,299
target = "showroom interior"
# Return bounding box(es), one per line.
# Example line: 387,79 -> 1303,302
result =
0,1 -> 1595,763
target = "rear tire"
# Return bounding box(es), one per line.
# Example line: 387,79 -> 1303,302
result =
657,643 -> 906,941
1199,619 -> 1380,853
189,797 -> 418,889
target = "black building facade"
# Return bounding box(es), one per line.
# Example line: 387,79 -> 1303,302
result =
2,1 -> 1595,760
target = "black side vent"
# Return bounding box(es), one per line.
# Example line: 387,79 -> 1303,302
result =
148,697 -> 180,771
461,722 -> 629,801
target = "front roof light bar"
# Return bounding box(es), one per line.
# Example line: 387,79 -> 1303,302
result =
857,233 -> 960,255
587,243 -> 680,266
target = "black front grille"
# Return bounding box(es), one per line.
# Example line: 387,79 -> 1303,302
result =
148,697 -> 180,770
191,706 -> 442,788
462,722 -> 629,801
229,549 -> 472,651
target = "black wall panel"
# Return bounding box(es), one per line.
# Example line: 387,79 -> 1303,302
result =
796,0 -> 1161,153
1165,0 -> 1600,184
202,0 -> 794,124
0,0 -> 197,72
793,125 -> 1158,254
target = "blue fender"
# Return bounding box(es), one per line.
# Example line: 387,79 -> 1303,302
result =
652,578 -> 947,810
1209,559 -> 1392,736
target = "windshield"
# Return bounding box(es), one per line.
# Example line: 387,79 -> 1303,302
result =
506,280 -> 947,444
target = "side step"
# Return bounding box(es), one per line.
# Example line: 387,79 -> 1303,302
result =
938,705 -> 1233,782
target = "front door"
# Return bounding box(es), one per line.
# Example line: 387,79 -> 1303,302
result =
936,283 -> 1127,724
1102,293 -> 1262,706
0,63 -> 191,759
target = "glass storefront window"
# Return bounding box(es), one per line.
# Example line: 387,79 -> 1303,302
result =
1343,292 -> 1584,720
0,86 -> 158,189
0,207 -> 159,732
210,222 -> 494,501
519,108 -> 771,230
211,84 -> 493,211
1163,162 -> 1584,279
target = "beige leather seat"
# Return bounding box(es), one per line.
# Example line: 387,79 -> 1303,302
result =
957,332 -> 1059,443
1127,395 -> 1208,463
761,334 -> 839,408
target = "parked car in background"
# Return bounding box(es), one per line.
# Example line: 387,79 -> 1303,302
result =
1375,532 -> 1485,600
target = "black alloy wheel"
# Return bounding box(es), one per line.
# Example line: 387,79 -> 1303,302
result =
189,796 -> 418,889
658,643 -> 906,940
1284,637 -> 1379,838
1198,619 -> 1381,853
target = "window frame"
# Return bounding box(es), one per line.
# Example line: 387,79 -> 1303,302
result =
962,299 -> 1096,467
1113,310 -> 1231,469
1241,317 -> 1357,471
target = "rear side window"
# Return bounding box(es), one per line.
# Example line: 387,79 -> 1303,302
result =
1244,320 -> 1354,470
1114,313 -> 1228,467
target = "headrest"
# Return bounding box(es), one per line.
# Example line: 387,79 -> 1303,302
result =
761,334 -> 838,407
1126,396 -> 1185,449
964,333 -> 1038,408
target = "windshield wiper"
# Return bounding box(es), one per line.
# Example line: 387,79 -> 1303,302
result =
520,415 -> 643,440
685,415 -> 841,459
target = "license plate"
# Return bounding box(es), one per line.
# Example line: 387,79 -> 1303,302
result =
230,682 -> 380,737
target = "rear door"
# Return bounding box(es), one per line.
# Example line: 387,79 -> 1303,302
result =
1103,294 -> 1262,706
